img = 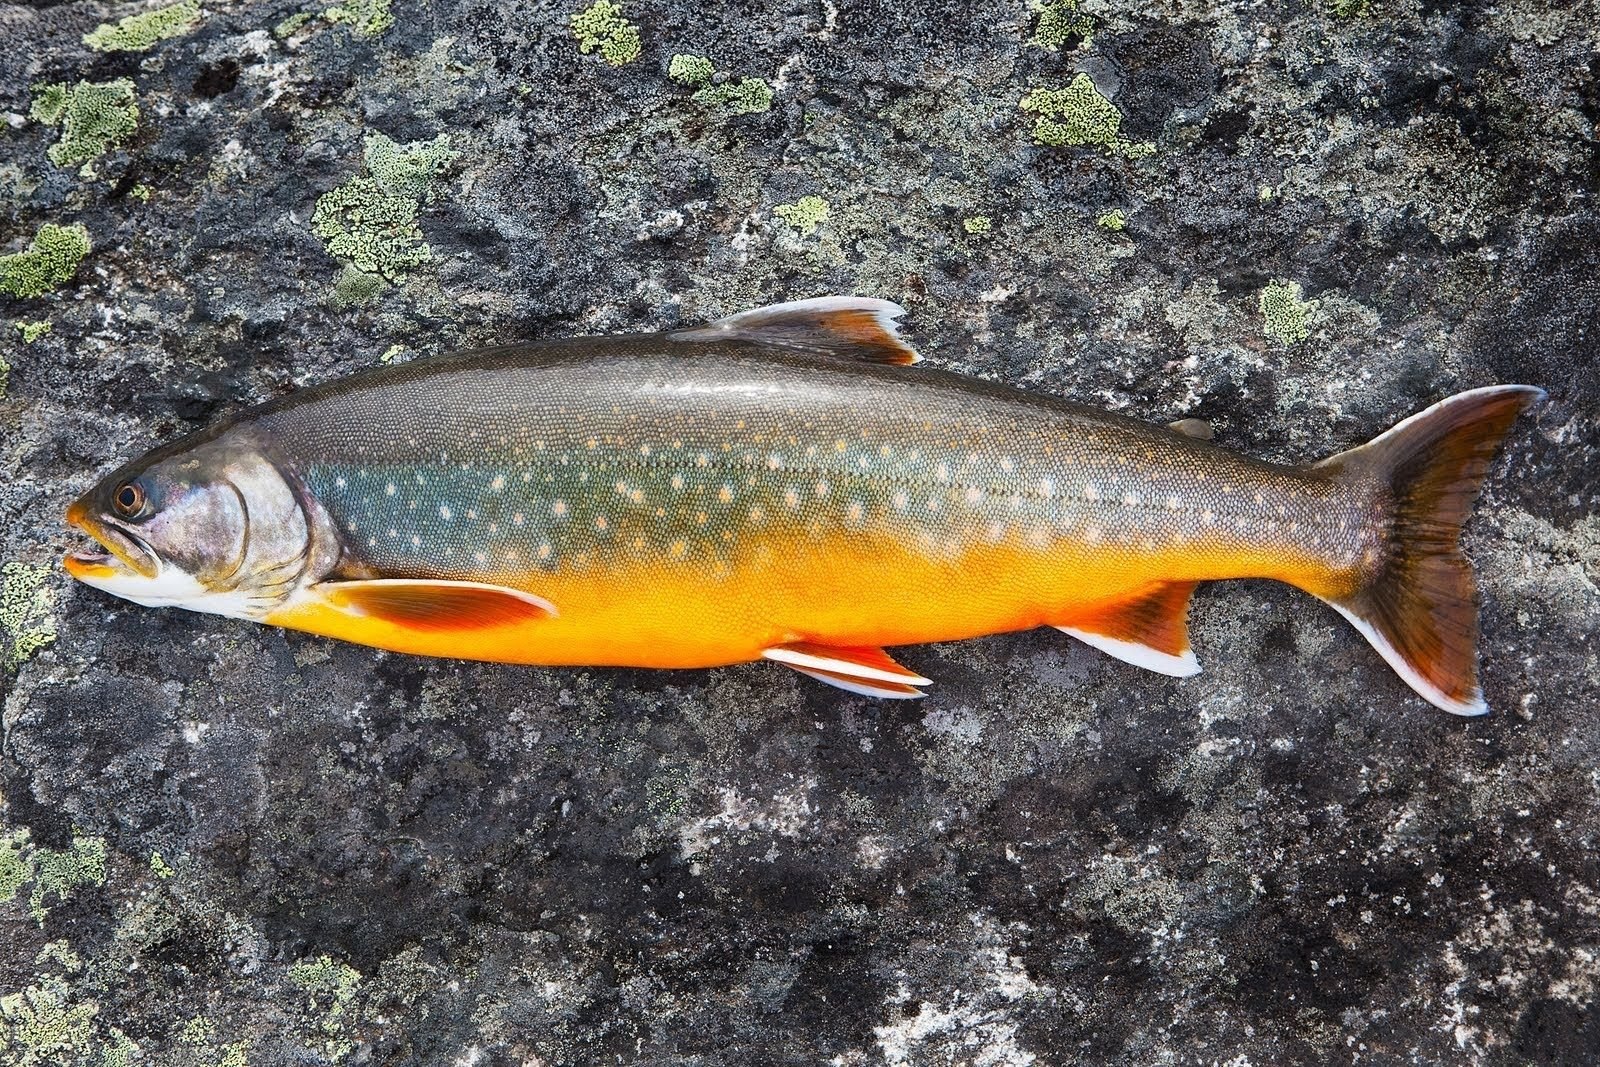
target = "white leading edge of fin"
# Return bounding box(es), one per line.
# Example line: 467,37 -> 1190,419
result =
760,645 -> 932,686
1056,626 -> 1202,678
787,666 -> 927,700
1322,600 -> 1488,716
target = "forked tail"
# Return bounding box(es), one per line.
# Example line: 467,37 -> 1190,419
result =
1315,386 -> 1544,715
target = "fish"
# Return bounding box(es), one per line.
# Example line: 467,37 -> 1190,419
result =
63,296 -> 1543,714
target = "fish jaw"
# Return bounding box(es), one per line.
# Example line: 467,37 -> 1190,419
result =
64,497 -> 160,581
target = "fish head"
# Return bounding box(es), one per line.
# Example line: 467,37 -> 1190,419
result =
65,433 -> 324,619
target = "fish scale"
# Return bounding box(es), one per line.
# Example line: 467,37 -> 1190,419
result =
63,296 -> 1543,713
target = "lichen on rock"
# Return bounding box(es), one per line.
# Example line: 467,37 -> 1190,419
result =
82,1 -> 203,52
1258,279 -> 1319,345
571,0 -> 641,66
30,81 -> 139,169
1,563 -> 57,671
1020,74 -> 1154,156
311,132 -> 459,285
0,224 -> 90,299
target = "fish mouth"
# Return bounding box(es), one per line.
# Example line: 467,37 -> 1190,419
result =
64,499 -> 160,580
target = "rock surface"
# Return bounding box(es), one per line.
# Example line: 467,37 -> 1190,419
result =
2,0 -> 1597,1063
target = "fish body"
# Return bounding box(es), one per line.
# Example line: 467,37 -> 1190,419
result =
66,297 -> 1542,713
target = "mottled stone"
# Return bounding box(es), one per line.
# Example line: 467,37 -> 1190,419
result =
2,0 -> 1597,1064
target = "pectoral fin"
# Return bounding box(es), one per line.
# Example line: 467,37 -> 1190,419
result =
315,579 -> 558,631
763,641 -> 931,698
1056,582 -> 1200,677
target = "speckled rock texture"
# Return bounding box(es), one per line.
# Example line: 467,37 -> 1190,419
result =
2,0 -> 1597,1063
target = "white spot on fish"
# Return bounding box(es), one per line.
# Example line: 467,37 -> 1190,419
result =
1123,491 -> 1140,507
846,501 -> 865,526
1085,484 -> 1100,502
440,505 -> 453,521
553,500 -> 568,517
892,490 -> 909,511
335,476 -> 347,488
490,474 -> 506,492
1000,457 -> 1015,473
815,479 -> 830,499
965,486 -> 983,504
1085,523 -> 1103,545
1039,478 -> 1055,498
385,483 -> 397,497
671,474 -> 685,490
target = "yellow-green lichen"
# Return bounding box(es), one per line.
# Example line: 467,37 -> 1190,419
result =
0,223 -> 90,299
130,183 -> 153,202
331,267 -> 386,307
0,354 -> 7,395
0,977 -> 96,1066
669,55 -> 772,113
31,80 -> 140,169
1258,184 -> 1276,202
1020,74 -> 1153,156
2,563 -> 58,671
774,195 -> 829,236
378,343 -> 406,363
16,320 -> 51,343
218,1040 -> 251,1067
1096,208 -> 1126,231
83,0 -> 202,52
322,0 -> 393,36
1324,0 -> 1373,16
312,132 -> 459,284
1030,0 -> 1093,50
668,53 -> 714,86
1259,280 -> 1318,345
28,834 -> 108,922
962,215 -> 992,235
149,852 -> 175,880
289,955 -> 363,1060
98,1029 -> 138,1067
571,1 -> 641,66
694,77 -> 773,114
275,12 -> 313,36
179,1016 -> 215,1044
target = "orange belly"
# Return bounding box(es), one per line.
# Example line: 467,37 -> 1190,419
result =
262,523 -> 1343,668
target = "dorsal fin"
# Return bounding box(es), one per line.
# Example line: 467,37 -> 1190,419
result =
1167,418 -> 1213,440
669,297 -> 921,365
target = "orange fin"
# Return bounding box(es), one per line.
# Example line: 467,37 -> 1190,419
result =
763,641 -> 932,696
1311,384 -> 1544,715
316,579 -> 557,631
785,665 -> 927,700
1056,582 -> 1200,678
670,297 -> 921,365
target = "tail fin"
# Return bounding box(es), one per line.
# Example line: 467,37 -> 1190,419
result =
1317,386 -> 1544,715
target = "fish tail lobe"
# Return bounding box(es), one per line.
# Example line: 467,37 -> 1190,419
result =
1315,385 -> 1544,715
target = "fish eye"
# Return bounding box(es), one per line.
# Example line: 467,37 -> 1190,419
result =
112,481 -> 146,517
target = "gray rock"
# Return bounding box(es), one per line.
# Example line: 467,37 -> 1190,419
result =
2,0 -> 1596,1063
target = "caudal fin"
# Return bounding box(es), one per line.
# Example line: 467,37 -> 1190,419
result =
1317,386 -> 1544,715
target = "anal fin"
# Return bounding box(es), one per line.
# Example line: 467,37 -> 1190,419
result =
763,641 -> 931,698
1056,582 -> 1201,678
316,578 -> 557,631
